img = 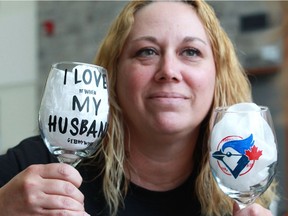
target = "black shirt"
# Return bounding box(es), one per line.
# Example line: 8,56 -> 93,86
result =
0,136 -> 201,216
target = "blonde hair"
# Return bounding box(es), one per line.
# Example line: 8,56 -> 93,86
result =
93,0 -> 277,215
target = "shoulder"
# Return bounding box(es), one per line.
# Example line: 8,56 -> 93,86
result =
0,135 -> 57,171
0,135 -> 57,186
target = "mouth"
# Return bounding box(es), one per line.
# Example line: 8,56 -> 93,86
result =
148,92 -> 189,100
146,92 -> 190,107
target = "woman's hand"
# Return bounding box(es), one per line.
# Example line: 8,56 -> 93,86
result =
0,163 -> 89,216
233,202 -> 273,216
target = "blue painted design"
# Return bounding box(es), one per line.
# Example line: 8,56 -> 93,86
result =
212,134 -> 255,179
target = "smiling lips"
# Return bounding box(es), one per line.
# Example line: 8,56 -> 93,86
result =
148,92 -> 189,103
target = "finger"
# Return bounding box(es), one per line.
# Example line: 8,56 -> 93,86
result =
233,203 -> 273,216
40,194 -> 85,211
40,209 -> 90,216
233,202 -> 240,214
41,179 -> 85,204
25,163 -> 82,188
16,184 -> 84,213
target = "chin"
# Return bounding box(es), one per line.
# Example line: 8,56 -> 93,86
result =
153,120 -> 194,135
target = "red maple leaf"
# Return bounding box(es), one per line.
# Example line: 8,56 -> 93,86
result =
245,145 -> 263,160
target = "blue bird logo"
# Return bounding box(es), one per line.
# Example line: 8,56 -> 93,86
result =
212,134 -> 263,179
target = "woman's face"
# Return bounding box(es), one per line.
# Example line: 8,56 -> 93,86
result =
117,2 -> 215,138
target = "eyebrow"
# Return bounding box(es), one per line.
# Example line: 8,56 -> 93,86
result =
183,36 -> 207,45
131,36 -> 158,43
131,36 -> 207,45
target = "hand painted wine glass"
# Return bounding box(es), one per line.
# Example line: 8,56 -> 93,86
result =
209,103 -> 277,209
39,62 -> 109,166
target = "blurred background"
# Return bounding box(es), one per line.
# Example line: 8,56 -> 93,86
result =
0,1 -> 286,215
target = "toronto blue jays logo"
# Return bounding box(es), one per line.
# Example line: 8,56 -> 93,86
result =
212,134 -> 263,179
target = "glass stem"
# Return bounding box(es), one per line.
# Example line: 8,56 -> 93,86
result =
236,201 -> 247,210
57,155 -> 82,167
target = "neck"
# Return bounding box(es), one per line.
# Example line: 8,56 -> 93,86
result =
125,131 -> 198,191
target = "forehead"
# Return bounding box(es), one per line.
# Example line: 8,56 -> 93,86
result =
135,1 -> 197,22
130,2 -> 208,40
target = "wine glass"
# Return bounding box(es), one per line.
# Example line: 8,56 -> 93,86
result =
39,61 -> 109,166
209,103 -> 277,209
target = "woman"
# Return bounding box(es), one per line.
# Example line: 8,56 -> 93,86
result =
0,1 -> 276,215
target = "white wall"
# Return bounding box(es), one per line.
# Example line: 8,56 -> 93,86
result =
0,1 -> 38,154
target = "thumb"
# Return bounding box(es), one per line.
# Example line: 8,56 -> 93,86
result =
233,202 -> 241,215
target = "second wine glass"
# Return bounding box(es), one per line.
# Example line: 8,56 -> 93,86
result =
39,61 -> 109,166
209,103 -> 277,209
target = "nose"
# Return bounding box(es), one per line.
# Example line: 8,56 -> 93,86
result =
154,53 -> 183,82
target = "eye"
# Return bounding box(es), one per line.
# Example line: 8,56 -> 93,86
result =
135,48 -> 158,57
181,48 -> 201,57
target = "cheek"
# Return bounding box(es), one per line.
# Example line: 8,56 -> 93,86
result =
189,67 -> 216,101
116,63 -> 148,105
202,74 -> 215,96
